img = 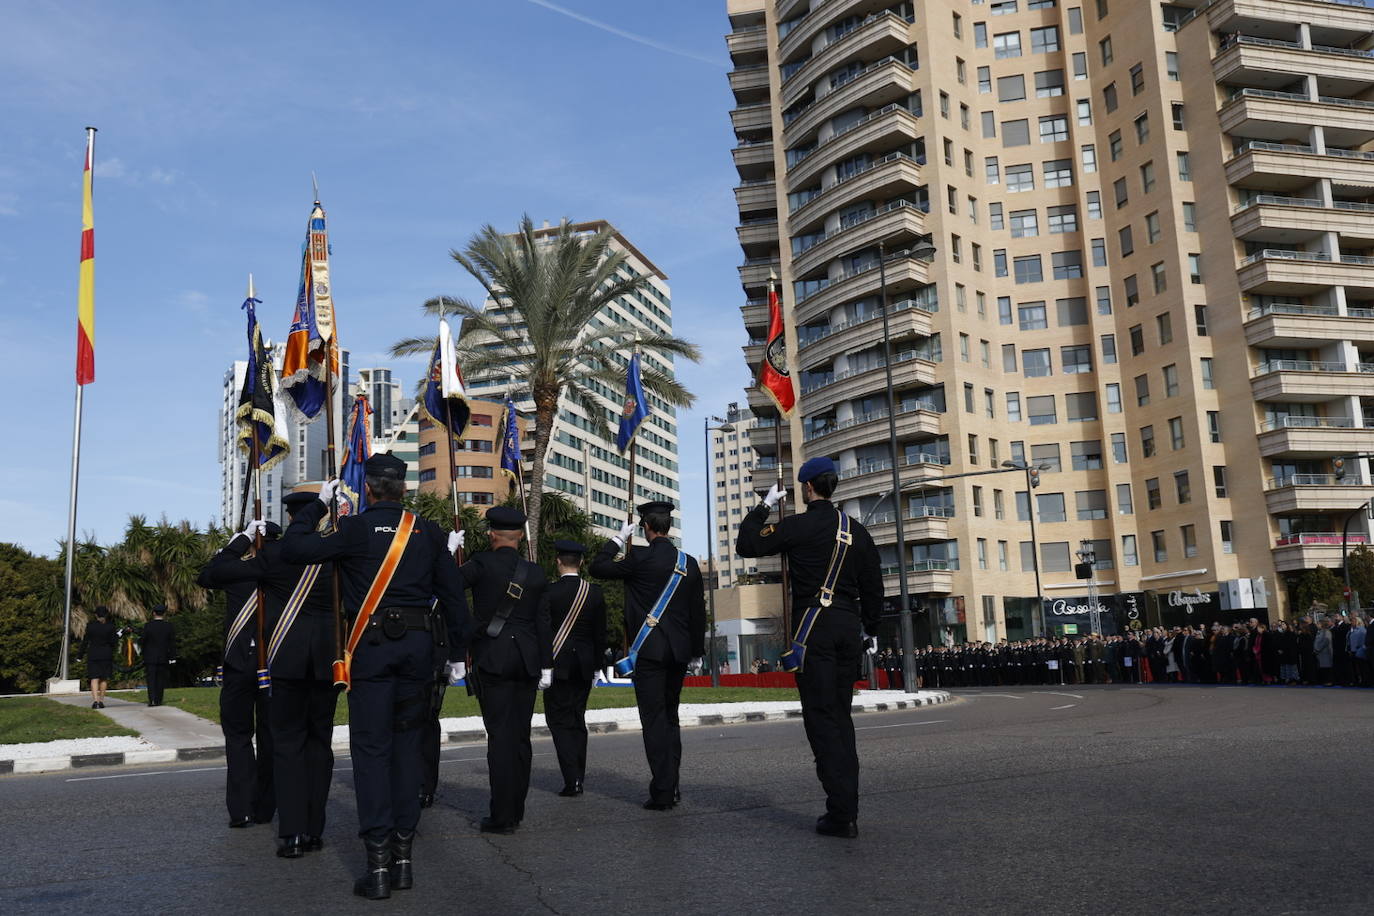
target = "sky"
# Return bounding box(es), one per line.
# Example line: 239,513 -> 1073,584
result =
0,0 -> 753,559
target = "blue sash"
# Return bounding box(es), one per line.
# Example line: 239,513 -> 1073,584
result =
615,550 -> 688,677
780,513 -> 852,674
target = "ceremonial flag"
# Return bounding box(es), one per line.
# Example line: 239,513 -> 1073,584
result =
338,394 -> 372,516
499,398 -> 521,481
759,280 -> 796,415
77,131 -> 96,385
281,201 -> 339,419
236,293 -> 289,471
420,317 -> 471,435
614,353 -> 649,453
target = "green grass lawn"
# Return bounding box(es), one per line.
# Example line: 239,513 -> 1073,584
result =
0,697 -> 138,746
113,684 -> 802,727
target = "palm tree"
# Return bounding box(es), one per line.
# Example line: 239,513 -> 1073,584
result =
392,216 -> 701,548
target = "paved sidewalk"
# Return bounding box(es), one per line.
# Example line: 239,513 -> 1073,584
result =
49,695 -> 223,749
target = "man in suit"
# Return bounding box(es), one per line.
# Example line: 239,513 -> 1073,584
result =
141,604 -> 176,707
198,521 -> 281,830
543,540 -> 607,797
590,500 -> 706,811
735,456 -> 883,839
281,453 -> 468,900
82,606 -> 118,708
460,506 -> 551,834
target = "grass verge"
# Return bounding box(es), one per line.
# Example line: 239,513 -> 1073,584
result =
0,697 -> 139,746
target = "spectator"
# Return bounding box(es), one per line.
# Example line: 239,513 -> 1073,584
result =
1348,617 -> 1367,688
1313,621 -> 1334,686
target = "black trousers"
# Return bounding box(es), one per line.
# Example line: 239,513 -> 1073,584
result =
220,667 -> 275,822
545,675 -> 593,786
632,656 -> 687,804
147,663 -> 170,705
794,619 -> 861,823
269,673 -> 337,838
347,630 -> 431,841
420,678 -> 444,798
476,669 -> 538,825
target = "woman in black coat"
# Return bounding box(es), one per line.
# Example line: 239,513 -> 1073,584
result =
82,606 -> 118,708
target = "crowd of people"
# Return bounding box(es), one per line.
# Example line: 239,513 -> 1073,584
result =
876,616 -> 1372,689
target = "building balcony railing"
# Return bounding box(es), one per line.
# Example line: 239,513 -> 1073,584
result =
1202,0 -> 1374,42
1265,476 -> 1374,512
1275,533 -> 1370,547
1260,415 -> 1365,431
1239,249 -> 1374,293
1221,87 -> 1374,145
1268,474 -> 1374,487
726,24 -> 767,60
1253,358 -> 1372,375
793,252 -> 933,325
786,105 -> 920,191
780,9 -> 913,109
791,200 -> 927,277
730,102 -> 773,134
1257,416 -> 1374,458
798,299 -> 936,371
838,453 -> 949,482
799,352 -> 937,401
788,150 -> 923,231
799,295 -> 937,349
784,57 -> 917,144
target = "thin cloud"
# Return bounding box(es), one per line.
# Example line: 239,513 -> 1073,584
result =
526,0 -> 727,68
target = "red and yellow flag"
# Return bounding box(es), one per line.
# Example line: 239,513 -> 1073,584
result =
76,129 -> 96,385
758,278 -> 796,415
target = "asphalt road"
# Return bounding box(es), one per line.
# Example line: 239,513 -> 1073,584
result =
3,686 -> 1369,915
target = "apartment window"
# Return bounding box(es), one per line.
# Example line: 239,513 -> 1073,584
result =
981,111 -> 997,139
1200,358 -> 1214,390
980,339 -> 991,368
1134,113 -> 1149,143
1101,334 -> 1117,364
1087,191 -> 1102,219
999,296 -> 1013,325
1134,374 -> 1150,406
1140,161 -> 1155,193
1125,274 -> 1140,307
1182,202 -> 1196,232
1151,262 -> 1167,293
1217,520 -> 1233,555
973,19 -> 986,45
1099,36 -> 1113,65
1019,301 -> 1048,330
977,292 -> 987,317
1188,253 -> 1202,284
1007,163 -> 1034,191
1014,255 -> 1044,284
1141,426 -> 1156,459
995,249 -> 1009,276
977,539 -> 988,570
972,241 -> 983,268
1214,466 -> 1228,498
1174,470 -> 1191,505
1031,26 -> 1061,54
944,139 -> 955,166
959,333 -> 971,363
1048,206 -> 1078,234
1177,151 -> 1191,181
1208,410 -> 1222,443
1089,238 -> 1106,267
1129,323 -> 1144,355
1117,483 -> 1133,515
1118,225 -> 1134,257
940,91 -> 951,119
1072,439 -> 1103,471
1122,534 -> 1139,567
1108,130 -> 1123,161
998,75 -> 1027,102
985,388 -> 996,417
1038,493 -> 1067,523
990,202 -> 1005,230
1010,209 -> 1039,237
978,65 -> 992,93
1027,395 -> 1057,425
1111,434 -> 1128,465
1097,286 -> 1112,314
1146,477 -> 1161,509
1129,63 -> 1145,95
1106,382 -> 1123,414
956,12 -> 965,38
1081,145 -> 1097,173
968,430 -> 978,459
1166,51 -> 1179,81
1151,531 -> 1167,563
1103,83 -> 1118,113
1145,211 -> 1161,244
1195,304 -> 1209,336
1171,103 -> 1185,131
995,490 -> 1006,521
1062,345 -> 1092,374
952,234 -> 963,262
1002,343 -> 1018,372
1003,119 -> 1031,146
986,156 -> 1001,184
1077,490 -> 1108,520
998,540 -> 1009,570
994,31 -> 1023,58
1156,311 -> 1172,345
1006,392 -> 1023,421
1023,348 -> 1052,377
1039,115 -> 1069,143
1057,296 -> 1088,326
1031,443 -> 1061,472
948,184 -> 959,214
1036,69 -> 1065,98
1113,177 -> 1128,208
1169,416 -> 1185,450
1163,363 -> 1179,397
1073,51 -> 1088,80
1068,6 -> 1083,33
1066,392 -> 1098,422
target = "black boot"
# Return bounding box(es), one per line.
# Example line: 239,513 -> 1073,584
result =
353,836 -> 391,900
389,830 -> 414,891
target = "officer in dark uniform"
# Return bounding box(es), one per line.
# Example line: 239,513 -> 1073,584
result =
543,539 -> 607,797
198,520 -> 282,830
82,606 -> 118,708
141,603 -> 176,707
735,456 -> 882,839
590,500 -> 706,811
281,454 -> 468,900
459,505 -> 551,834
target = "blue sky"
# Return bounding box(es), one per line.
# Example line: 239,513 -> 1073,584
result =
0,0 -> 751,558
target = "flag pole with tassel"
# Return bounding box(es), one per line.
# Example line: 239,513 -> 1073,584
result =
759,271 -> 798,667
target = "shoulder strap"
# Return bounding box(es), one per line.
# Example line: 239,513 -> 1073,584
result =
816,512 -> 853,608
224,592 -> 259,658
343,511 -> 417,667
266,564 -> 323,668
485,556 -> 536,638
552,579 -> 592,660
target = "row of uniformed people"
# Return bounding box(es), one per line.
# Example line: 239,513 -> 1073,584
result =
912,636 -> 1145,688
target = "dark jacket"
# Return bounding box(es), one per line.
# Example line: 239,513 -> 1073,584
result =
280,499 -> 468,661
734,498 -> 884,635
547,574 -> 607,682
591,537 -> 706,664
460,546 -> 551,678
83,620 -> 117,662
141,618 -> 175,664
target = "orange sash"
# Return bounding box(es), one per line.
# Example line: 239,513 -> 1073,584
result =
338,510 -> 417,692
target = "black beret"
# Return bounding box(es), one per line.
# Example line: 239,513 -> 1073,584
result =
264,521 -> 283,538
282,491 -> 318,513
364,452 -> 407,480
485,506 -> 526,530
637,500 -> 675,517
553,540 -> 586,554
150,604 -> 168,615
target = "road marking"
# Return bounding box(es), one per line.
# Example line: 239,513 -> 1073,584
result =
1050,704 -> 1077,710
67,766 -> 225,782
856,720 -> 949,730
970,693 -> 1024,700
1045,692 -> 1085,700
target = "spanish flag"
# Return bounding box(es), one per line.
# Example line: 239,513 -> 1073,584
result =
758,277 -> 796,415
76,129 -> 96,386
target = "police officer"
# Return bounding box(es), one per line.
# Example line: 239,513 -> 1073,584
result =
590,501 -> 706,810
735,456 -> 882,839
281,453 -> 468,900
141,603 -> 176,707
459,506 -> 551,834
198,520 -> 282,831
543,539 -> 607,797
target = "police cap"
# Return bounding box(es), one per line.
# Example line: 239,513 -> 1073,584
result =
282,491 -> 317,514
485,506 -> 526,531
364,452 -> 407,481
553,539 -> 586,554
797,456 -> 837,483
637,500 -> 675,518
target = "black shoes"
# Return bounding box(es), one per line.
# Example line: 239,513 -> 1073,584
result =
353,837 -> 392,900
389,830 -> 414,890
305,836 -> 323,852
91,701 -> 99,709
642,799 -> 675,811
558,780 -> 584,797
815,815 -> 858,838
479,817 -> 519,835
228,817 -> 254,829
276,835 -> 306,859
97,701 -> 105,709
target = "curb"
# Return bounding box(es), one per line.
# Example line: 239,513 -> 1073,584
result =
1,691 -> 951,776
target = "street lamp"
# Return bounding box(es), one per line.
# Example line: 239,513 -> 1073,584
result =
1003,460 -> 1049,635
878,236 -> 936,692
704,408 -> 737,687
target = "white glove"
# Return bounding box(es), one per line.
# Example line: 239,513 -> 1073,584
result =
445,660 -> 467,685
691,657 -> 703,673
863,635 -> 879,656
538,668 -> 553,690
763,483 -> 787,509
447,530 -> 465,554
616,520 -> 636,544
235,519 -> 266,542
317,478 -> 341,505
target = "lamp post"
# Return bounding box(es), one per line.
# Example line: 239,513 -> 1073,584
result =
1003,461 -> 1048,635
878,237 -> 937,692
704,409 -> 737,687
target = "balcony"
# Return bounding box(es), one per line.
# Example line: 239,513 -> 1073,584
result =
740,298 -> 770,330
733,141 -> 774,175
1227,142 -> 1374,193
798,297 -> 936,369
784,57 -> 917,144
735,179 -> 777,212
780,10 -> 914,109
833,452 -> 949,504
777,0 -> 877,65
790,199 -> 927,277
1264,475 -> 1374,513
882,562 -> 953,595
1238,249 -> 1374,294
1252,359 -> 1374,400
737,218 -> 780,250
744,419 -> 785,456
1272,532 -> 1371,573
1232,196 -> 1374,245
787,104 -> 920,188
802,402 -> 943,455
794,252 -> 932,324
738,258 -> 781,290
1207,0 -> 1374,45
1256,415 -> 1374,457
1220,89 -> 1374,147
799,353 -> 937,406
729,64 -> 771,101
1245,303 -> 1374,346
726,25 -> 767,61
1214,35 -> 1374,94
789,151 -> 923,235
731,102 -> 772,134
867,507 -> 953,544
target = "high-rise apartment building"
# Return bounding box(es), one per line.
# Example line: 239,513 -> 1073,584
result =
464,221 -> 682,540
726,0 -> 1374,643
415,399 -> 530,508
711,405 -> 771,587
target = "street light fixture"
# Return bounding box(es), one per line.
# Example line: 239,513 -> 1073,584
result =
704,408 -> 737,688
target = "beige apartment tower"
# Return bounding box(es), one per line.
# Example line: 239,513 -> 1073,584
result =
726,0 -> 1374,643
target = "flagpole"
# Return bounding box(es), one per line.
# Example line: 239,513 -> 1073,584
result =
774,414 -> 793,656
247,275 -> 269,690
325,340 -> 347,683
443,401 -> 466,565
